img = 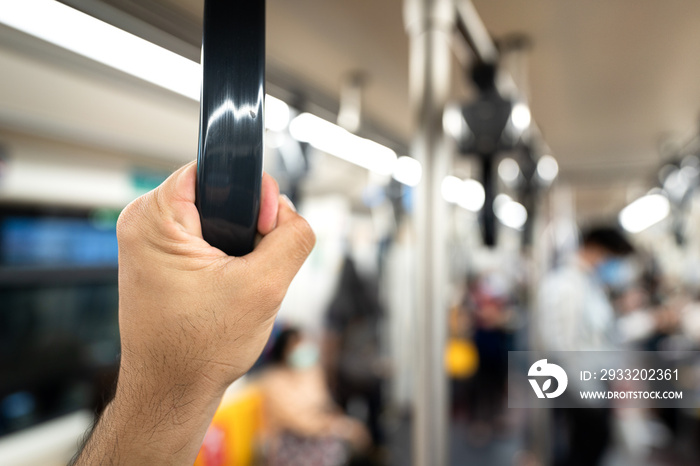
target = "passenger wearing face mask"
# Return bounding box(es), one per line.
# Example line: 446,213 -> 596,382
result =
259,327 -> 370,466
536,227 -> 635,466
537,227 -> 635,353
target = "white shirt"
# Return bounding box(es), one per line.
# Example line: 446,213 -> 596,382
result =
536,257 -> 618,352
535,257 -> 623,404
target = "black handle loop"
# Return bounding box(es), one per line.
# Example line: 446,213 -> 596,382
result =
196,0 -> 265,256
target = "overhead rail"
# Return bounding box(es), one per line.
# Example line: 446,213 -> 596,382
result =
454,0 -> 498,64
405,1 -> 555,465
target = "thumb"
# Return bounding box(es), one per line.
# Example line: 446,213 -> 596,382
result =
245,196 -> 316,290
118,161 -> 206,255
152,161 -> 202,237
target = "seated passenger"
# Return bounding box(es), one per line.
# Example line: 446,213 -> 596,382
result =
258,327 -> 370,466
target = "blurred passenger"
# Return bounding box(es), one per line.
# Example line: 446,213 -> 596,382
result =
537,227 -> 634,352
259,327 -> 370,466
464,273 -> 515,439
536,226 -> 634,466
615,284 -> 682,350
323,257 -> 385,449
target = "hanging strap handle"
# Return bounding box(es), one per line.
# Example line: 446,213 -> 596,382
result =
196,0 -> 266,256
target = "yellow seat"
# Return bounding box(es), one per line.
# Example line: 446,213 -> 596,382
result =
195,385 -> 265,466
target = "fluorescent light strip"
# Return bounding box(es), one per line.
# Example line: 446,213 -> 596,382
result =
290,113 -> 398,177
0,0 -> 201,100
265,96 -> 291,132
0,0 -> 290,129
393,156 -> 422,187
619,193 -> 670,234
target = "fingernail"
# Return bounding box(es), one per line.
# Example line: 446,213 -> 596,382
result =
280,194 -> 297,212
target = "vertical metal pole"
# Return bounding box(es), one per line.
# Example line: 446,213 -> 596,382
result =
404,1 -> 454,465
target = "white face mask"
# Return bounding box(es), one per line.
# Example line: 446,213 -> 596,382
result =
287,342 -> 319,370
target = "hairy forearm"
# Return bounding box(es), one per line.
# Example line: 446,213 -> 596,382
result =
73,375 -> 223,465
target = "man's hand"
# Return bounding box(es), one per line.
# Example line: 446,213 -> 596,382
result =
74,162 -> 315,465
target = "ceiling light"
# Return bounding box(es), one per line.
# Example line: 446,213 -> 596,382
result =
289,113 -> 398,176
493,193 -> 512,210
265,132 -> 285,149
681,155 -> 700,180
619,193 -> 670,234
662,168 -> 688,201
511,103 -> 531,131
658,164 -> 677,186
265,95 -> 290,132
443,104 -> 466,141
441,176 -> 464,204
495,200 -> 527,230
498,158 -> 520,183
393,156 -> 422,187
0,0 -> 201,99
537,155 -> 559,182
494,194 -> 528,229
441,176 -> 484,212
457,179 -> 485,212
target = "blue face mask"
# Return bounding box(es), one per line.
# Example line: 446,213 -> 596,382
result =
595,258 -> 630,288
287,343 -> 319,370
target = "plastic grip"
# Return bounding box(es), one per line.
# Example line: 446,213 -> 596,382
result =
196,0 -> 265,256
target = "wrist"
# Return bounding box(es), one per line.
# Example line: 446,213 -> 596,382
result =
116,336 -> 240,402
77,369 -> 225,464
112,362 -> 226,429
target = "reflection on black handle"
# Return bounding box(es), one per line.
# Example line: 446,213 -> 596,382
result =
196,0 -> 265,256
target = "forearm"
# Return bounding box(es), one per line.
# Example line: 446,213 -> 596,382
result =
73,376 -> 223,465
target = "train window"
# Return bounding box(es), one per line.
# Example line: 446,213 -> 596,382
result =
0,207 -> 119,437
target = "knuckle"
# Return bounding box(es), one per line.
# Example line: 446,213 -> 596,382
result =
116,195 -> 152,243
265,272 -> 288,299
267,286 -> 288,309
289,216 -> 316,256
256,278 -> 287,309
152,186 -> 168,218
116,199 -> 141,242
